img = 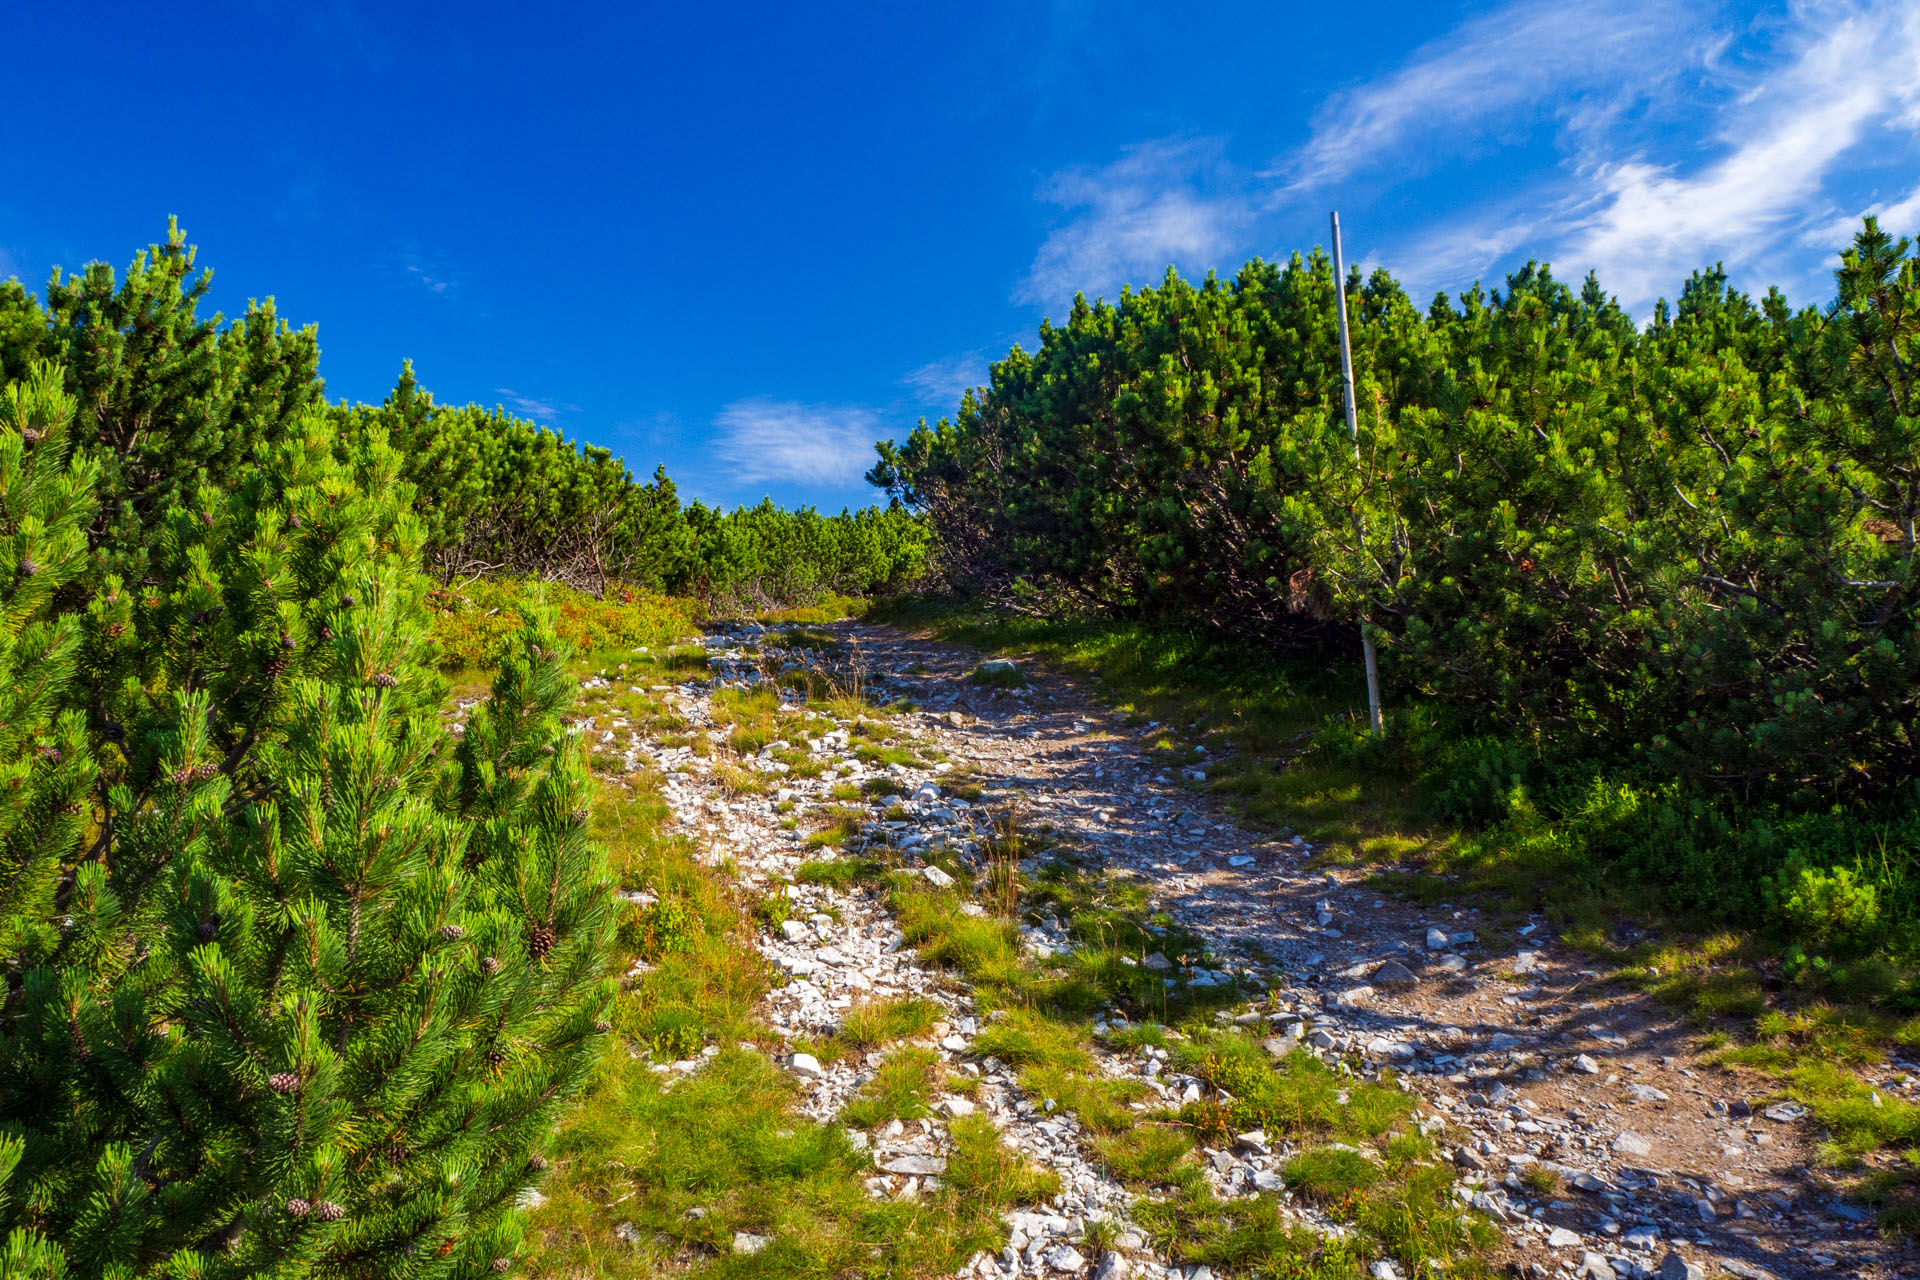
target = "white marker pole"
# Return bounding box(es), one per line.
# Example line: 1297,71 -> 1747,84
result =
1330,211 -> 1385,736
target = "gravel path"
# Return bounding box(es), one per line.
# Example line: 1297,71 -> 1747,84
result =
609,620 -> 1911,1280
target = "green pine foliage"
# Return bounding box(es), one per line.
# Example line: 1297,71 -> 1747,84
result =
874,219 -> 1920,952
0,397 -> 616,1274
0,218 -> 323,580
335,366 -> 925,604
0,219 -> 923,1278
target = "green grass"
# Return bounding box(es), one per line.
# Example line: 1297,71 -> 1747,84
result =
839,1047 -> 944,1129
835,997 -> 943,1050
525,765 -> 1048,1279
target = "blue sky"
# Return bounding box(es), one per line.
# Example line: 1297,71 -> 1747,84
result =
6,1 -> 1919,511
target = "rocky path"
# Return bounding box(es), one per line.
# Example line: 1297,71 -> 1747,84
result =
613,620 -> 1907,1280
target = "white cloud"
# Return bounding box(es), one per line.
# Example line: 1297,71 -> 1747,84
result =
713,398 -> 885,488
1018,138 -> 1251,306
494,388 -> 578,422
1804,181 -> 1920,252
901,352 -> 989,409
406,263 -> 451,294
1019,0 -> 1920,322
1551,3 -> 1920,312
1286,0 -> 1696,191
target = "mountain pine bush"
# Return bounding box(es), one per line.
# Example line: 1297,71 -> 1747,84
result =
874,220 -> 1920,947
0,375 -> 614,1277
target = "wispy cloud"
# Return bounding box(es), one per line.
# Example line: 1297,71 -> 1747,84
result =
494,388 -> 578,422
1021,0 -> 1920,321
901,352 -> 989,409
1550,2 -> 1920,311
1018,138 -> 1251,306
1285,0 -> 1699,192
391,246 -> 460,297
713,398 -> 885,489
406,264 -> 451,294
1806,180 -> 1920,250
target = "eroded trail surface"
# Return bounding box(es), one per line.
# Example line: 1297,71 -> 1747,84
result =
627,619 -> 1903,1280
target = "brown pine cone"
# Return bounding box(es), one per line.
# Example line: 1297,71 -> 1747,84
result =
528,924 -> 556,960
269,1072 -> 300,1094
439,924 -> 465,940
593,1020 -> 612,1034
480,956 -> 500,975
313,1201 -> 344,1222
285,1198 -> 311,1218
492,1260 -> 512,1274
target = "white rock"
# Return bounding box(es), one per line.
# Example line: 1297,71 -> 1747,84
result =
921,865 -> 956,889
1611,1131 -> 1653,1158
1369,1262 -> 1402,1280
1425,927 -> 1451,950
1548,1227 -> 1584,1249
1094,1252 -> 1130,1280
791,1052 -> 823,1078
1045,1245 -> 1086,1272
1571,1054 -> 1601,1075
733,1232 -> 769,1254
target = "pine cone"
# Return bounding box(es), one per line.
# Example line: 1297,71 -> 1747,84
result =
106,621 -> 125,638
169,766 -> 195,786
341,595 -> 356,607
528,924 -> 556,960
527,1154 -> 548,1172
313,1201 -> 344,1222
197,918 -> 218,942
101,721 -> 125,742
269,1072 -> 300,1094
193,763 -> 221,782
371,672 -> 398,689
480,956 -> 500,975
265,657 -> 289,680
281,633 -> 297,650
485,1047 -> 506,1067
593,1020 -> 612,1034
492,1260 -> 512,1274
569,806 -> 589,825
439,924 -> 465,940
289,514 -> 302,529
285,1198 -> 311,1218
317,625 -> 334,643
16,559 -> 38,578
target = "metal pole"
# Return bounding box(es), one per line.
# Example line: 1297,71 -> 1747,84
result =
1330,211 -> 1385,736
